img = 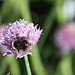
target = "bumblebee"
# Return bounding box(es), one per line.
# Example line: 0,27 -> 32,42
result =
12,37 -> 33,52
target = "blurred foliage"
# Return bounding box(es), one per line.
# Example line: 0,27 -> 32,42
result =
0,0 -> 75,75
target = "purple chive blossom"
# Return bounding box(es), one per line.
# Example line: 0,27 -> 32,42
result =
0,25 -> 14,57
0,19 -> 43,58
55,22 -> 75,55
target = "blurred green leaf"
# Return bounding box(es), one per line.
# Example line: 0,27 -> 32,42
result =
55,53 -> 73,75
30,45 -> 46,75
38,0 -> 64,51
0,56 -> 8,75
1,0 -> 20,23
8,56 -> 21,75
0,0 -> 31,23
20,0 -> 31,23
56,0 -> 66,24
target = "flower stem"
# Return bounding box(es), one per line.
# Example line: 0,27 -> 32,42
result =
24,55 -> 32,75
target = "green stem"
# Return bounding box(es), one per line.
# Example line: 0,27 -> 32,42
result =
30,45 -> 45,75
24,55 -> 32,75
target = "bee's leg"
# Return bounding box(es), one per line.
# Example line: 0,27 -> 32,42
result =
17,49 -> 20,52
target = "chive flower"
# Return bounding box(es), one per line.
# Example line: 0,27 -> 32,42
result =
55,22 -> 75,55
0,19 -> 42,58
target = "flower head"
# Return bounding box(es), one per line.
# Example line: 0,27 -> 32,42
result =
55,22 -> 75,55
0,19 -> 42,58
